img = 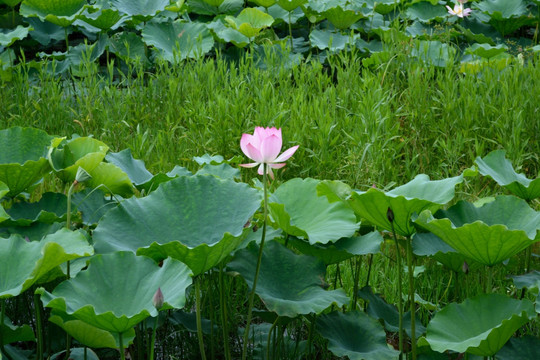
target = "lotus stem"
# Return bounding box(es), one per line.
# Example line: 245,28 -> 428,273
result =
0,299 -> 9,359
388,208 -> 404,359
406,238 -> 417,360
288,12 -> 293,51
119,332 -> 125,360
33,293 -> 44,360
242,164 -> 269,360
266,316 -> 280,360
196,278 -> 207,360
149,316 -> 158,360
219,264 -> 231,360
486,266 -> 493,294
351,256 -> 362,310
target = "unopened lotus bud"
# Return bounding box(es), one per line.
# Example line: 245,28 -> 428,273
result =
153,288 -> 164,309
387,207 -> 394,223
462,261 -> 469,275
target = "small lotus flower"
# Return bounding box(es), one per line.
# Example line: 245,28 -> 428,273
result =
446,2 -> 472,18
240,127 -> 299,179
387,207 -> 395,223
153,288 -> 164,309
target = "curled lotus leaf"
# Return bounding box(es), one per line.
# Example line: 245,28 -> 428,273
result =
0,228 -> 93,298
228,240 -> 349,317
38,252 -> 193,334
269,178 -> 359,245
317,311 -> 399,360
20,0 -> 86,27
225,8 -> 274,38
475,149 -> 540,200
425,293 -> 536,356
93,175 -> 261,275
414,196 -> 540,266
350,174 -> 463,237
0,127 -> 54,197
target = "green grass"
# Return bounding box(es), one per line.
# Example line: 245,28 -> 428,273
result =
1,51 -> 538,194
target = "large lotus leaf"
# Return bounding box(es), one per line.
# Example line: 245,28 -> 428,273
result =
405,1 -> 447,22
411,40 -> 457,68
93,175 -> 261,275
276,0 -> 306,12
104,149 -> 152,186
38,252 -> 192,334
350,175 -> 463,237
0,0 -> 22,6
0,228 -> 93,298
2,316 -> 35,345
49,311 -> 135,349
357,286 -> 426,339
224,8 -> 274,38
228,241 -> 349,317
50,348 -> 99,360
287,231 -> 383,265
77,6 -> 124,31
363,0 -> 397,15
476,0 -> 527,19
0,25 -> 31,47
465,43 -> 508,59
186,0 -> 244,16
111,0 -> 169,19
20,0 -> 86,27
475,150 -> 540,200
0,181 -> 8,222
4,192 -> 69,226
108,32 -> 148,63
323,8 -> 364,30
25,17 -> 65,46
195,163 -> 240,180
414,196 -> 539,266
87,162 -> 134,197
510,270 -> 540,292
496,335 -> 540,360
252,0 -> 275,8
0,127 -> 54,196
425,294 -> 535,356
310,29 -> 356,51
306,0 -> 367,13
268,178 -> 358,245
141,21 -> 214,62
412,232 -> 479,273
317,311 -> 399,360
0,222 -> 64,242
49,137 -> 109,183
207,19 -> 249,47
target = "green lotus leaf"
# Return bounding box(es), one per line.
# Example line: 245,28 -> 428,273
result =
25,17 -> 65,46
323,7 -> 364,30
411,40 -> 457,68
475,149 -> 540,201
0,228 -> 93,298
77,6 -> 124,31
350,174 -> 463,237
38,252 -> 192,334
49,137 -> 109,183
224,8 -> 274,38
228,240 -> 349,317
412,232 -> 479,273
252,0 -> 275,8
0,181 -> 9,222
169,310 -> 214,334
0,25 -> 31,47
268,178 -> 358,244
357,286 -> 426,339
405,1 -> 447,22
20,0 -> 86,27
475,0 -> 532,36
93,175 -> 261,275
104,148 -> 153,185
49,311 -> 135,349
1,316 -> 35,345
207,19 -> 249,47
496,335 -> 540,360
186,0 -> 244,16
465,43 -> 508,59
50,348 -> 99,360
316,179 -> 353,205
310,29 -> 356,51
425,293 -> 535,356
317,311 -> 399,360
414,196 -> 539,266
0,127 -> 54,197
0,222 -> 64,242
306,0 -> 368,14
195,163 -> 240,180
510,270 -> 540,293
0,0 -> 22,7
108,31 -> 148,63
86,162 -> 134,197
287,231 -> 383,265
141,20 -> 215,62
4,192 -> 69,226
364,0 -> 398,15
202,0 -> 224,7
276,0 -> 307,12
111,0 -> 169,20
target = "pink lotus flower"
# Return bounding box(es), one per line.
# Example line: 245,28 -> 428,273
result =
446,2 -> 472,18
240,127 -> 299,178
